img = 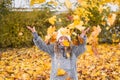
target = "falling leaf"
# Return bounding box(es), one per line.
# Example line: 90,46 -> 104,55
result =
75,25 -> 85,31
106,26 -> 109,30
58,18 -> 62,22
72,32 -> 77,36
67,23 -> 75,29
78,0 -> 87,6
57,68 -> 66,76
59,27 -> 71,36
73,15 -> 80,20
50,32 -> 57,43
66,52 -> 70,58
48,0 -> 58,6
72,39 -> 79,45
98,5 -> 103,13
47,26 -> 56,35
64,0 -> 72,9
78,35 -> 84,44
18,32 -> 23,36
30,0 -> 45,6
62,40 -> 70,47
48,16 -> 56,25
107,13 -> 116,26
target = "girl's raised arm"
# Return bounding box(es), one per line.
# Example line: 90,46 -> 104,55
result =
72,28 -> 89,57
27,26 -> 54,57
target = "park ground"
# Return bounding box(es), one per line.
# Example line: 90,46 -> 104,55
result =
0,44 -> 120,80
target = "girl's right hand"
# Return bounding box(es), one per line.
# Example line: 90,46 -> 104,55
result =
27,26 -> 36,33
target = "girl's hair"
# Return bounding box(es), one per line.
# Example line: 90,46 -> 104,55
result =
54,41 -> 72,58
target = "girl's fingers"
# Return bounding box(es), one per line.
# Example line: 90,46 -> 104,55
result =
86,27 -> 90,32
33,26 -> 35,31
27,26 -> 31,30
27,26 -> 34,31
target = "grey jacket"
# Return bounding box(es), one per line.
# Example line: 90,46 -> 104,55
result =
32,32 -> 87,80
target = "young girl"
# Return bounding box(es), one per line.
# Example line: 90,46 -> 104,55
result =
27,26 -> 88,80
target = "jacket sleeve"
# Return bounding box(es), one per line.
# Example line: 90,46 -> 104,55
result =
72,35 -> 87,57
32,32 -> 54,57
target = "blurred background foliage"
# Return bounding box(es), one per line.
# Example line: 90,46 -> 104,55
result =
0,0 -> 119,48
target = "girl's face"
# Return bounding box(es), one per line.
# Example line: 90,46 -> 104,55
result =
58,36 -> 69,46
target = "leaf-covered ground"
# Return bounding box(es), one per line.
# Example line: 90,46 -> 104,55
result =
0,44 -> 120,80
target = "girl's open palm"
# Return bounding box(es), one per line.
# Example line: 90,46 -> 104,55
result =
27,26 -> 36,33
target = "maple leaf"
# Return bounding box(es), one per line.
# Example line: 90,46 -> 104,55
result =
66,52 -> 70,58
62,40 -> 70,47
78,35 -> 84,44
59,27 -> 71,36
30,0 -> 45,6
48,16 -> 56,25
50,32 -> 57,43
77,0 -> 87,6
107,13 -> 116,26
57,68 -> 66,76
64,0 -> 72,9
47,0 -> 58,6
47,26 -> 56,35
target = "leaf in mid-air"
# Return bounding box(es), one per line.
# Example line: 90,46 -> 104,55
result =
62,40 -> 70,47
30,0 -> 45,6
48,16 -> 56,25
57,68 -> 66,76
64,0 -> 72,9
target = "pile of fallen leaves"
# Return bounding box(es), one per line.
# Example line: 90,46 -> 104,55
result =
0,44 -> 120,80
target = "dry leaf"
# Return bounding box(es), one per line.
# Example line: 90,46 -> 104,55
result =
66,52 -> 70,58
47,26 -> 56,35
30,0 -> 45,6
57,68 -> 66,76
48,16 -> 56,25
107,13 -> 116,26
75,25 -> 85,31
65,0 -> 72,9
62,40 -> 70,47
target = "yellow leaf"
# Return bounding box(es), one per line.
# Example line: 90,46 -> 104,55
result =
57,68 -> 66,76
66,52 -> 70,58
76,26 -> 85,31
47,26 -> 56,35
73,15 -> 80,20
64,0 -> 72,9
77,0 -> 83,3
107,13 -> 116,26
48,16 -> 56,25
67,23 -> 75,29
73,20 -> 80,25
98,5 -> 103,13
50,32 -> 57,43
21,73 -> 30,80
45,35 -> 51,42
30,0 -> 45,6
48,0 -> 58,6
78,0 -> 87,7
78,36 -> 84,44
59,27 -> 71,36
72,32 -> 77,36
58,18 -> 62,22
106,26 -> 109,30
62,40 -> 70,47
